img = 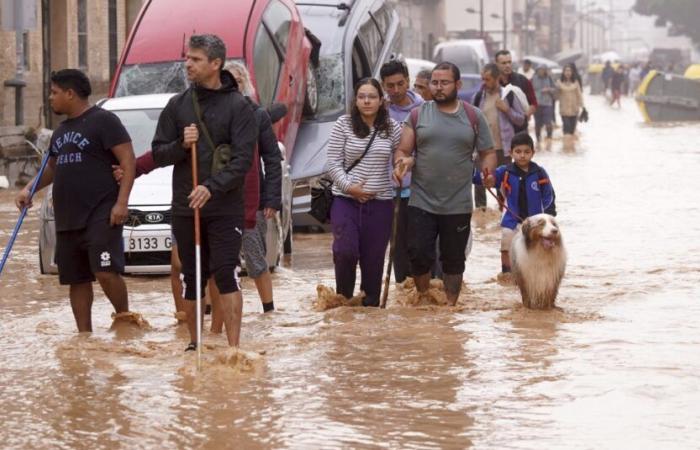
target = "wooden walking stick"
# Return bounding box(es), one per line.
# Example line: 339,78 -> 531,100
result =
191,143 -> 203,370
380,185 -> 402,309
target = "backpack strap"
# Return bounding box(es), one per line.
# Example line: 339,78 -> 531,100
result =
473,89 -> 483,108
462,101 -> 480,158
502,170 -> 511,194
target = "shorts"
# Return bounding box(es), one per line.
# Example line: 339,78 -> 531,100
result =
172,214 -> 243,300
407,206 -> 471,275
501,227 -> 516,252
242,210 -> 268,278
55,219 -> 125,285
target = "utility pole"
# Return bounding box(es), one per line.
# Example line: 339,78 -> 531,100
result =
502,0 -> 507,48
480,0 -> 484,37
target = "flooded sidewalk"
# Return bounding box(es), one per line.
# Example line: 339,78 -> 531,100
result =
1,96 -> 699,449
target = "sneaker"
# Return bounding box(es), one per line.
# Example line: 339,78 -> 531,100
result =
185,342 -> 197,352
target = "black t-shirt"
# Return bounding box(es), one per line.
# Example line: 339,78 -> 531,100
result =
49,106 -> 131,231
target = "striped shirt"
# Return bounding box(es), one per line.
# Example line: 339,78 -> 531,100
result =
325,115 -> 402,201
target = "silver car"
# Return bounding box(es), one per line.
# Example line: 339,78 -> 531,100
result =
39,94 -> 290,274
291,0 -> 402,226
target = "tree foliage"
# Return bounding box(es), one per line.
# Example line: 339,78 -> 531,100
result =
633,0 -> 700,46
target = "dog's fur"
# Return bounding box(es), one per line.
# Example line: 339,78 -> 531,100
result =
510,214 -> 567,309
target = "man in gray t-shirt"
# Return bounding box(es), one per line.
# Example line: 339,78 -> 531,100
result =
394,62 -> 495,305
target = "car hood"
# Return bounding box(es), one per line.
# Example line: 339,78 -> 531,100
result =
128,166 -> 173,207
289,120 -> 337,181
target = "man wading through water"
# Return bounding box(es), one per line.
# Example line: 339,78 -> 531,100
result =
394,62 -> 496,306
151,35 -> 256,351
15,69 -> 136,332
380,60 -> 424,283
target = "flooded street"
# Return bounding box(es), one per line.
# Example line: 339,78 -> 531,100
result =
1,97 -> 699,449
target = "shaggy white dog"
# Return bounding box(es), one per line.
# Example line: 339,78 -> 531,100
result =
510,214 -> 567,309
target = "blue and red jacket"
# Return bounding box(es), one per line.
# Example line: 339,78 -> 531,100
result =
477,162 -> 556,230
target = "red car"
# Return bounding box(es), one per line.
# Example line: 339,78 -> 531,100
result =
109,0 -> 317,162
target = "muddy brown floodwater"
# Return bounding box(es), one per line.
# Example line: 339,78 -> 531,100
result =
1,97 -> 699,449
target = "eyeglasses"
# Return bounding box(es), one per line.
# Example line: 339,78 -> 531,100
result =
430,80 -> 455,87
356,94 -> 380,101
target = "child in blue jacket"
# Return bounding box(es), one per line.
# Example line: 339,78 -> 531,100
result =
481,132 -> 556,274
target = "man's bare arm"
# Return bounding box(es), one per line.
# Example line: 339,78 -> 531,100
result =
14,157 -> 56,210
392,125 -> 416,182
110,142 -> 136,225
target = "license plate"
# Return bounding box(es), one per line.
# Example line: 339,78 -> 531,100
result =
125,235 -> 172,252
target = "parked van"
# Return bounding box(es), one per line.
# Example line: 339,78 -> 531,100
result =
290,0 -> 401,226
108,0 -> 318,253
110,0 -> 316,163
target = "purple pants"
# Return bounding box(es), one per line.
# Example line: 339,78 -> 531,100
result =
330,196 -> 393,306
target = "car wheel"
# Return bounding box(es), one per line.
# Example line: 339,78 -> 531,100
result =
302,64 -> 318,116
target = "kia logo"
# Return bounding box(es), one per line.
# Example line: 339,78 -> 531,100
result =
144,212 -> 164,223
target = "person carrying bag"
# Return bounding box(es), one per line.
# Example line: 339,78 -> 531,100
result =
322,78 -> 401,307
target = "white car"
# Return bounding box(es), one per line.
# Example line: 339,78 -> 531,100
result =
39,94 -> 290,275
404,57 -> 435,82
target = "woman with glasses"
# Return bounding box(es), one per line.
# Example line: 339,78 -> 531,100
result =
324,78 -> 402,307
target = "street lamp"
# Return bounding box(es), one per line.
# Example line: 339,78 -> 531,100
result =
465,5 -> 503,43
465,0 -> 484,37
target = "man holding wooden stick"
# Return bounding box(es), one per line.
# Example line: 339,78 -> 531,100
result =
151,34 -> 257,351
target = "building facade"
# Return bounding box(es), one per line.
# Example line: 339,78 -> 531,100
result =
0,0 -> 145,128
390,0 -> 447,60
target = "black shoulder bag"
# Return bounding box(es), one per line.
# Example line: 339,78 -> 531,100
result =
309,129 -> 378,224
192,89 -> 232,175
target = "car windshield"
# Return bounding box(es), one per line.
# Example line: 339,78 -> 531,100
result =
297,5 -> 347,120
115,59 -> 244,97
110,109 -> 162,157
316,53 -> 345,119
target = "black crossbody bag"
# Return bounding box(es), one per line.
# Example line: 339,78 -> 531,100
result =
309,129 -> 378,224
192,89 -> 232,175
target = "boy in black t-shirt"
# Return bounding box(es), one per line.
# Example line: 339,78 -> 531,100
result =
15,69 -> 136,332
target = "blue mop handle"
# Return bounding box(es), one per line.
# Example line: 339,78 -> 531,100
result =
0,151 -> 52,276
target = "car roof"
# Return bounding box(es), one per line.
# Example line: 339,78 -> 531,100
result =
124,0 -> 256,64
100,94 -> 176,110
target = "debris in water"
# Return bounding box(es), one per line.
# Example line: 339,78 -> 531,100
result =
313,284 -> 364,311
179,346 -> 265,377
395,278 -> 449,306
472,206 -> 502,229
496,272 -> 516,286
110,311 -> 151,330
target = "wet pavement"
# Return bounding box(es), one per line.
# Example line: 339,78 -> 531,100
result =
1,96 -> 699,449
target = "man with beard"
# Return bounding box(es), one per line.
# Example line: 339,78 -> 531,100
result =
495,50 -> 537,132
15,69 -> 136,332
393,62 -> 496,306
151,34 -> 257,351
